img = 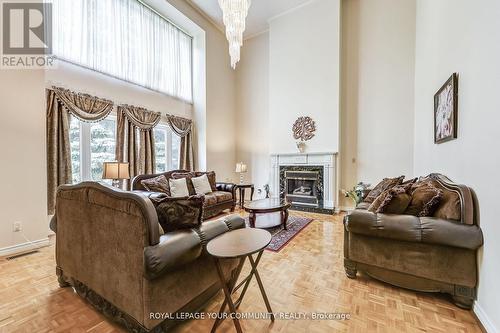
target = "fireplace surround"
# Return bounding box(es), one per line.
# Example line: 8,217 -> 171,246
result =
271,152 -> 336,214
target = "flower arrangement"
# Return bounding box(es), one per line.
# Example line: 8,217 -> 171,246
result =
342,182 -> 370,205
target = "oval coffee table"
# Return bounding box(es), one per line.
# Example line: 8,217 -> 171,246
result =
207,228 -> 275,333
244,198 -> 291,230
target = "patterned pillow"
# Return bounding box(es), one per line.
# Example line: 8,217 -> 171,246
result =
363,176 -> 405,204
376,180 -> 415,214
405,182 -> 444,217
149,194 -> 204,233
141,175 -> 170,195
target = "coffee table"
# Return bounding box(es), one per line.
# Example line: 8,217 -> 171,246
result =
207,228 -> 274,333
244,198 -> 291,230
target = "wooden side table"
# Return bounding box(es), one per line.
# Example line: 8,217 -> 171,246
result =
235,184 -> 254,208
207,228 -> 274,333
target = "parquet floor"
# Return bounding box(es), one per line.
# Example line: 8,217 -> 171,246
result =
0,210 -> 482,333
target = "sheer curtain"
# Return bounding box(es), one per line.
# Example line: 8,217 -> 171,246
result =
52,0 -> 193,102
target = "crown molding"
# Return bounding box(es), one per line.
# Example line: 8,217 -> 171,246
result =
267,0 -> 317,23
183,0 -> 225,35
244,29 -> 269,41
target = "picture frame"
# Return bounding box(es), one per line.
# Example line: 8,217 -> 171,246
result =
434,73 -> 458,144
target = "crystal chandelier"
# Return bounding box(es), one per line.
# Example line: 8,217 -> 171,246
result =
218,0 -> 251,69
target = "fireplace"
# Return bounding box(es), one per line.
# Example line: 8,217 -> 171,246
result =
279,166 -> 324,208
285,170 -> 320,206
271,152 -> 336,214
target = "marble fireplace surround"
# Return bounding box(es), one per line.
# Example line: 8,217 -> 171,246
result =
270,152 -> 337,211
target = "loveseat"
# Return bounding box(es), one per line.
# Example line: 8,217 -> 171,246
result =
50,182 -> 245,332
343,174 -> 483,309
132,170 -> 236,219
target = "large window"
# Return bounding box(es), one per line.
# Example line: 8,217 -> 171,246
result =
70,115 -> 117,183
70,117 -> 180,183
52,0 -> 193,102
154,125 -> 180,172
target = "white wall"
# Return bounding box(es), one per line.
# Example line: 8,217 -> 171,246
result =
339,0 -> 416,208
413,0 -> 500,331
235,32 -> 270,198
166,0 -> 237,182
0,70 -> 48,250
268,0 -> 341,154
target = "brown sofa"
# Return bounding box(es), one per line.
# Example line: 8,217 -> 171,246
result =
50,182 -> 245,332
343,174 -> 483,309
132,170 -> 236,219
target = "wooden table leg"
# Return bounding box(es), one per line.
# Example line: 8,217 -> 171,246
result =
281,209 -> 289,230
212,258 -> 243,333
235,251 -> 263,309
248,254 -> 275,321
211,257 -> 246,333
249,211 -> 256,228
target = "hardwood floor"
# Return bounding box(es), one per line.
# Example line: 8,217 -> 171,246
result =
0,211 -> 482,333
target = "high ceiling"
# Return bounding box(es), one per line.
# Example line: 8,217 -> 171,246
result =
188,0 -> 312,38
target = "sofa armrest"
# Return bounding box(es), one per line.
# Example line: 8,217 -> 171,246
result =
144,229 -> 203,280
216,182 -> 237,197
420,217 -> 483,250
144,215 -> 246,280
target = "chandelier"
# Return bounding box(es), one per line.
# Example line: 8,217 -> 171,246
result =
218,0 -> 251,69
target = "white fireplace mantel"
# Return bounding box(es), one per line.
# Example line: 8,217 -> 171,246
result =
270,152 -> 337,209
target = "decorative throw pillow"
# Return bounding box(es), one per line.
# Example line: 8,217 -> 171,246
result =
149,194 -> 204,233
376,181 -> 415,214
172,172 -> 197,195
405,182 -> 444,217
191,174 -> 213,195
169,178 -> 190,198
367,190 -> 390,212
195,171 -> 217,192
140,175 -> 170,195
363,176 -> 405,204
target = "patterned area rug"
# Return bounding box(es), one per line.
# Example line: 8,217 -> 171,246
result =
244,216 -> 313,252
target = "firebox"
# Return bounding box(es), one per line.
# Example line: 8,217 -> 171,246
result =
284,170 -> 320,206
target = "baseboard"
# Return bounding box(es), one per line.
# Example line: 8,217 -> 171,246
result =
474,301 -> 498,333
0,238 -> 50,258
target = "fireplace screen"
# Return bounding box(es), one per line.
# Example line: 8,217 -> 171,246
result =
285,170 -> 320,206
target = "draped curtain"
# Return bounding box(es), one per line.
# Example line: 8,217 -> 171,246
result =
46,87 -> 114,214
116,105 -> 162,189
167,115 -> 194,171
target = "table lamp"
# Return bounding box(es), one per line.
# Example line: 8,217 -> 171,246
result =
235,162 -> 247,184
102,162 -> 130,188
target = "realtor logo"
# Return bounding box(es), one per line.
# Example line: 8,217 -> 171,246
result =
1,1 -> 54,68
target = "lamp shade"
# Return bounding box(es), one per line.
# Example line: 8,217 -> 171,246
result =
102,162 -> 130,180
235,162 -> 247,173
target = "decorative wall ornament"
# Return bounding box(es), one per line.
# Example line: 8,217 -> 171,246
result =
292,116 -> 316,141
218,0 -> 251,69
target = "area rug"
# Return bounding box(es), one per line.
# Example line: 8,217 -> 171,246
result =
244,216 -> 313,252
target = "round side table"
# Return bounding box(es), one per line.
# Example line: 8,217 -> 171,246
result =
207,228 -> 274,333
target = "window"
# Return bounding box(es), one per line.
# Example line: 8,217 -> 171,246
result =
70,117 -> 180,183
70,115 -> 117,183
154,125 -> 180,172
52,0 -> 193,102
